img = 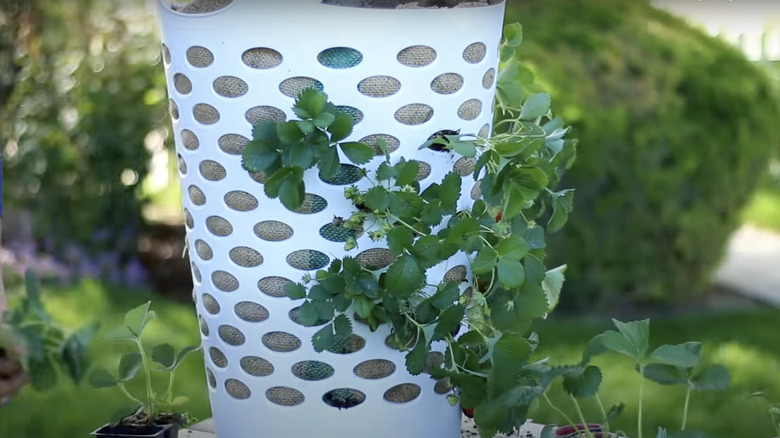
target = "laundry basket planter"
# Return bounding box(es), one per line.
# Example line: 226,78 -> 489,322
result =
156,1 -> 505,438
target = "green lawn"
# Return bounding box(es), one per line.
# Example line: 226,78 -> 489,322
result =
1,281 -> 778,438
742,184 -> 780,232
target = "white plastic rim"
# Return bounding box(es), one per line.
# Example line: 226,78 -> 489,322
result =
157,1 -> 505,437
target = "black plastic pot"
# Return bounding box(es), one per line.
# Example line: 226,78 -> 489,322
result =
91,422 -> 178,438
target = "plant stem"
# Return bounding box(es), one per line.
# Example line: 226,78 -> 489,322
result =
135,338 -> 156,417
570,395 -> 597,438
681,386 -> 691,431
638,364 -> 645,438
543,392 -> 579,430
595,394 -> 610,434
118,382 -> 145,407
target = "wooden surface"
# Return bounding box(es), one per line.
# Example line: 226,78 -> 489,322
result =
179,417 -> 547,438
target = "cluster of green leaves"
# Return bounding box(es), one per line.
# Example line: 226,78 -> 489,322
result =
241,89 -> 375,211
89,302 -> 199,427
240,24 -> 577,438
535,319 -> 730,438
2,270 -> 97,391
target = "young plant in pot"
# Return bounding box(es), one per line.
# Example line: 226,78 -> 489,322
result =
89,301 -> 199,438
0,270 -> 97,402
240,24 -> 576,438
533,319 -> 731,438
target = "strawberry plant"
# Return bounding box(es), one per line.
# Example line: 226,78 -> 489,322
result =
240,24 -> 577,438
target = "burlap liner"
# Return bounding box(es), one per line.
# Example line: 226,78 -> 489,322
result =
453,157 -> 476,177
434,377 -> 453,394
186,46 -> 214,68
242,47 -> 283,69
178,0 -> 233,14
229,246 -> 263,268
240,356 -> 274,377
262,332 -> 302,353
178,154 -> 187,175
213,75 -> 248,98
458,99 -> 482,121
383,383 -> 421,403
319,223 -> 357,243
462,287 -> 474,303
360,133 -> 400,155
188,185 -> 207,205
161,43 -> 171,65
225,379 -> 251,400
337,105 -> 364,124
191,262 -> 202,283
293,194 -> 328,214
482,67 -> 496,89
199,316 -> 209,336
431,73 -> 463,95
397,45 -> 436,67
280,77 -> 323,98
443,265 -> 467,283
479,123 -> 490,138
292,361 -> 335,381
288,307 -> 327,326
257,276 -> 291,298
184,209 -> 194,229
202,293 -> 221,314
286,249 -> 330,271
249,171 -> 268,184
224,190 -> 258,212
323,388 -> 366,408
193,103 -> 220,125
353,359 -> 396,379
384,332 -> 415,350
416,161 -> 431,181
216,134 -> 248,156
320,164 -> 363,186
266,386 -> 304,406
194,239 -> 213,260
318,47 -> 363,69
206,216 -> 233,237
327,334 -> 366,354
470,181 -> 481,200
356,248 -> 396,270
181,129 -> 200,150
209,347 -> 228,368
235,301 -> 269,323
207,368 -> 217,388
425,351 -> 445,374
212,270 -> 239,292
245,106 -> 286,125
463,42 -> 487,64
254,220 -> 293,242
199,159 -> 226,181
395,103 -> 433,125
218,324 -> 246,346
169,99 -> 179,120
174,73 -> 192,95
358,75 -> 401,98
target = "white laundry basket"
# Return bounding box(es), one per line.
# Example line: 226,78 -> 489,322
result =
156,1 -> 505,437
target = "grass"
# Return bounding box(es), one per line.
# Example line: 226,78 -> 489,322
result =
1,281 -> 779,438
742,183 -> 780,232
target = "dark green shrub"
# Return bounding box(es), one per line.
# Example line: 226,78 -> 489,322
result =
505,0 -> 780,306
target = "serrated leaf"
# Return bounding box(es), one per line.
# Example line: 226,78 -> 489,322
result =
313,111 -> 336,129
503,23 -> 523,47
294,88 -> 327,118
641,363 -> 689,386
489,333 -> 531,393
340,142 -> 374,165
124,302 -> 153,338
395,159 -> 420,186
387,227 -> 414,255
312,323 -> 335,353
265,166 -> 305,210
497,258 -> 525,288
319,145 -> 341,180
562,366 -> 602,398
405,333 -> 429,375
650,342 -> 702,368
451,141 -> 477,158
385,255 -> 424,298
691,365 -> 730,391
548,189 -> 574,233
242,140 -> 280,173
284,282 -> 307,300
252,120 -> 279,141
364,186 -> 391,212
542,265 -> 566,312
313,300 -> 335,321
519,93 -> 551,120
283,141 -> 316,169
277,121 -> 304,144
152,344 -> 175,368
328,112 -> 354,142
432,305 -> 465,341
297,301 -> 320,326
601,329 -> 644,361
173,345 -> 200,369
354,296 -> 374,319
431,282 -> 460,310
439,172 -> 462,211
612,319 -> 650,360
118,353 -> 142,382
333,314 -> 352,339
496,236 -> 529,260
89,367 -> 118,388
471,248 -> 498,275
308,284 -> 332,301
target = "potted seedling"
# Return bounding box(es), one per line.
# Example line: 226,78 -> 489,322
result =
89,301 -> 199,438
533,319 -> 731,438
0,270 -> 97,401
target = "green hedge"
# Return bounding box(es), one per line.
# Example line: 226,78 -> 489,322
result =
505,0 -> 780,306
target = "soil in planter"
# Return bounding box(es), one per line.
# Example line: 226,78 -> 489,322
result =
94,424 -> 163,436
